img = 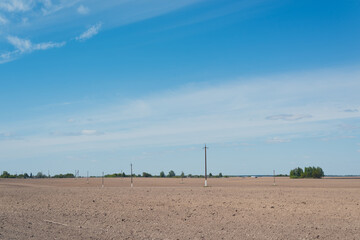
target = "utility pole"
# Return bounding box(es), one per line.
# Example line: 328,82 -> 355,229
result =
203,144 -> 208,187
130,163 -> 133,188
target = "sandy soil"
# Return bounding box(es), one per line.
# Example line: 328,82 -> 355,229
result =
0,177 -> 359,240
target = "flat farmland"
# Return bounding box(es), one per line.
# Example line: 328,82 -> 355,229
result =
1,177 -> 359,240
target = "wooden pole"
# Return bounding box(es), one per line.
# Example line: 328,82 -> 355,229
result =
87,171 -> 89,184
130,164 -> 133,188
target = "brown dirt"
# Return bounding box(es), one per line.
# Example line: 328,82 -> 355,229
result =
0,177 -> 359,240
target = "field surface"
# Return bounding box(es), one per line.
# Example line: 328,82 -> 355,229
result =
0,177 -> 360,240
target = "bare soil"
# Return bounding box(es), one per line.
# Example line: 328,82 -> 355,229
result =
0,177 -> 359,239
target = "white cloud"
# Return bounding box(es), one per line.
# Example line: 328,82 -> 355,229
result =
0,0 -> 205,63
7,35 -> 66,53
0,15 -> 8,25
343,109 -> 358,113
77,5 -> 89,15
1,36 -> 66,63
76,23 -> 102,41
266,114 -> 312,121
0,132 -> 18,141
0,51 -> 16,63
7,36 -> 33,53
1,67 -> 360,158
33,41 -> 66,50
80,130 -> 98,135
266,137 -> 291,143
0,0 -> 33,12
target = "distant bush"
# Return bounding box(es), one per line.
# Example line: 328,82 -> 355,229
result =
290,167 -> 324,179
142,172 -> 152,177
0,171 -> 14,178
53,173 -> 75,178
276,174 -> 288,177
105,173 -> 127,178
160,171 -> 165,178
35,172 -> 47,178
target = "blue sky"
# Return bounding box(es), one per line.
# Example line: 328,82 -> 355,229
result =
1,0 -> 360,176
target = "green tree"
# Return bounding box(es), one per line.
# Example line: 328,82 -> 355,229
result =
313,167 -> 324,178
302,167 -> 313,178
180,171 -> 185,178
167,170 -> 176,177
209,173 -> 213,177
1,171 -> 11,178
36,172 -> 47,178
160,171 -> 165,178
219,173 -> 223,178
290,167 -> 303,178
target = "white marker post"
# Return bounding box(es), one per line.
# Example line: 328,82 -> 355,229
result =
130,164 -> 133,188
273,170 -> 276,186
102,172 -> 104,188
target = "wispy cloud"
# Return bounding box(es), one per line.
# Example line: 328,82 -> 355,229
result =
0,132 -> 18,141
1,36 -> 66,63
76,23 -> 102,41
266,114 -> 312,121
266,137 -> 291,143
0,0 -> 205,63
0,0 -> 33,12
0,15 -> 8,25
7,36 -> 66,52
1,67 -> 359,159
77,5 -> 89,15
343,109 -> 358,113
50,129 -> 103,137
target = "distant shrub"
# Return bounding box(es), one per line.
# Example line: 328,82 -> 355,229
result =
219,173 -> 223,178
1,171 -> 13,178
105,173 -> 127,178
160,171 -> 165,178
35,172 -> 47,178
53,173 -> 75,178
142,172 -> 152,177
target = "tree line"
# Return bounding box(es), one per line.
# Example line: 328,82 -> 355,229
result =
0,170 -> 225,178
106,170 -> 225,178
0,171 -> 75,178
